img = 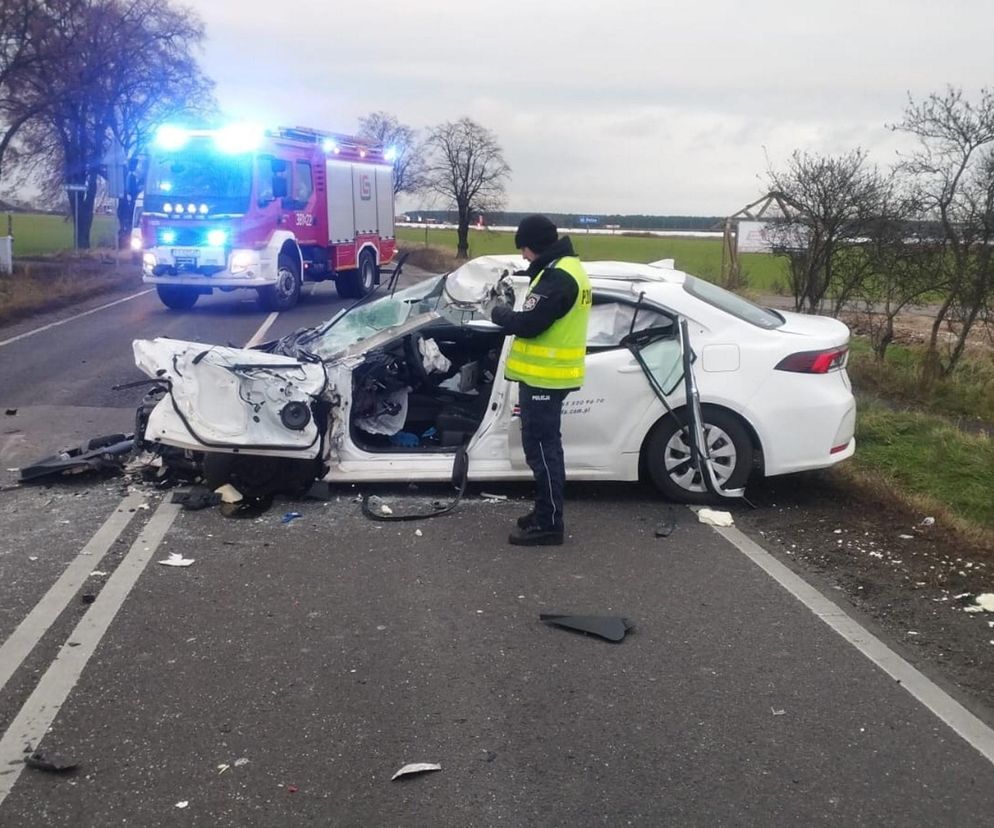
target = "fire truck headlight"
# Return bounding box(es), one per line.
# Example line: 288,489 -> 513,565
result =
198,204 -> 209,215
154,125 -> 188,151
230,251 -> 254,273
186,203 -> 196,214
142,253 -> 157,269
160,229 -> 177,245
207,229 -> 228,247
163,203 -> 173,213
130,233 -> 143,252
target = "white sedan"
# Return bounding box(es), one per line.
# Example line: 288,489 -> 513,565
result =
132,255 -> 855,504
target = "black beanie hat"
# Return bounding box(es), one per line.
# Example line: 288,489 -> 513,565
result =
514,214 -> 558,252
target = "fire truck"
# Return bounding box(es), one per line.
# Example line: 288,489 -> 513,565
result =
138,124 -> 396,310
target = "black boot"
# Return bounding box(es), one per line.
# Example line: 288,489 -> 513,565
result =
516,510 -> 536,529
508,525 -> 564,546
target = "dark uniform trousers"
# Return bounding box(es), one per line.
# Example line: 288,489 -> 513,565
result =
519,384 -> 570,531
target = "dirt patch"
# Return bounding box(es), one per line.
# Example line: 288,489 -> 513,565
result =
735,469 -> 994,722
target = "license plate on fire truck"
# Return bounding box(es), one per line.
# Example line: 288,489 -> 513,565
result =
172,248 -> 199,259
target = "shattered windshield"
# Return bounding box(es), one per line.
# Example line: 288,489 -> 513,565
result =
302,276 -> 447,359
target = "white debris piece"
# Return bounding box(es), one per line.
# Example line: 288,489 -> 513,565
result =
158,553 -> 195,568
175,801 -> 189,809
234,757 -> 249,767
969,593 -> 994,613
898,534 -> 914,539
920,516 -> 936,526
697,508 -> 733,527
89,571 -> 109,577
214,483 -> 243,503
480,492 -> 508,501
415,529 -> 423,537
391,762 -> 441,781
380,503 -> 393,515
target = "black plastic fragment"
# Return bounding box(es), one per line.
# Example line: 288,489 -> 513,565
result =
171,486 -> 222,511
5,408 -> 16,415
19,434 -> 134,482
24,751 -> 78,773
220,495 -> 273,519
539,614 -> 633,643
655,508 -> 676,538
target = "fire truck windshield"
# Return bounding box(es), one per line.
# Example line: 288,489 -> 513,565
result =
146,140 -> 253,204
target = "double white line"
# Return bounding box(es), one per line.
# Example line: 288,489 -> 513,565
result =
0,307 -> 282,804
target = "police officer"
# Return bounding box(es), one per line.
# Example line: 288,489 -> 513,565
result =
490,215 -> 592,546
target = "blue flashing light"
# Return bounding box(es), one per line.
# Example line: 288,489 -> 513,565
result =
160,181 -> 173,193
207,229 -> 228,247
214,123 -> 264,154
322,139 -> 339,154
384,146 -> 398,163
154,125 -> 189,151
160,229 -> 177,245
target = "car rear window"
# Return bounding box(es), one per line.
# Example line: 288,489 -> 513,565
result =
682,275 -> 784,329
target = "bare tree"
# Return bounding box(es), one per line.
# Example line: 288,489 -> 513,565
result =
1,0 -> 213,247
357,111 -> 425,197
765,149 -> 890,313
893,87 -> 994,382
422,118 -> 510,259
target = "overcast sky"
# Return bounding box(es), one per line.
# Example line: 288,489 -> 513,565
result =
196,0 -> 992,216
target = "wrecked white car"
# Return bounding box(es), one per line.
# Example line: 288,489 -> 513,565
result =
132,255 -> 855,503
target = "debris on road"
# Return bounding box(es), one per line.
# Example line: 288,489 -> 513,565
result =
80,593 -> 96,604
171,486 -> 222,510
220,495 -> 273,519
391,762 -> 442,781
964,594 -> 994,613
655,508 -> 677,537
215,484 -> 243,504
697,508 -> 733,527
18,433 -> 135,483
281,511 -> 302,524
24,750 -> 78,773
175,801 -> 189,809
539,614 -> 634,643
480,492 -> 508,501
158,553 -> 195,568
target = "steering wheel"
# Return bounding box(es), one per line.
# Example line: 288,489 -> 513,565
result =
404,332 -> 432,388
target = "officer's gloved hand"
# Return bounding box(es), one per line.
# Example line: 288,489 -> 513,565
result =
480,279 -> 513,319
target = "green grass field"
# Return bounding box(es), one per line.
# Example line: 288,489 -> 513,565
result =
5,211 -> 118,254
396,227 -> 786,292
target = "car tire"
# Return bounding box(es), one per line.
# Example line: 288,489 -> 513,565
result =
336,250 -> 377,299
156,285 -> 199,310
644,406 -> 753,503
259,253 -> 302,311
202,452 -> 317,497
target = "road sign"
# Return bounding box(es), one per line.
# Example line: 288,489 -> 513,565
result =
578,216 -> 599,225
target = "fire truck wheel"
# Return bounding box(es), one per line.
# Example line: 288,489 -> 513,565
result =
259,254 -> 302,311
156,285 -> 199,310
336,250 -> 377,299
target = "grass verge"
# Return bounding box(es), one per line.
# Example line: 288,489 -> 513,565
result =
0,253 -> 142,326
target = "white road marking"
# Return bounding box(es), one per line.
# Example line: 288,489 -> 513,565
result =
243,311 -> 279,349
0,499 -> 180,804
713,522 -> 994,767
0,290 -> 153,349
0,492 -> 145,696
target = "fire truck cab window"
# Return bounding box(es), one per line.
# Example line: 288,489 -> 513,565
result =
256,156 -> 275,203
294,161 -> 313,203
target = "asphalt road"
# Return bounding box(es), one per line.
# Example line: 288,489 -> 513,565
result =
1,271 -> 993,825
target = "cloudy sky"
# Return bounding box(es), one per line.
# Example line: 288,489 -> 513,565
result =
196,0 -> 992,216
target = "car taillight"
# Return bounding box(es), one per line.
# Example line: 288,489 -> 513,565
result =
775,346 -> 848,374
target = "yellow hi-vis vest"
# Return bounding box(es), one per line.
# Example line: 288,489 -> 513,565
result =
504,256 -> 592,389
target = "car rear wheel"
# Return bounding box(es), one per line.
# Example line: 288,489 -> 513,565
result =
258,253 -> 301,311
157,285 -> 199,310
336,250 -> 377,299
645,407 -> 753,503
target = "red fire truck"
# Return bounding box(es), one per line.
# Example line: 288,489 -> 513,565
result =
138,124 -> 396,310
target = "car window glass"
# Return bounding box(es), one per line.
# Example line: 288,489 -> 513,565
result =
587,300 -> 672,348
683,275 -> 783,329
640,338 -> 684,395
